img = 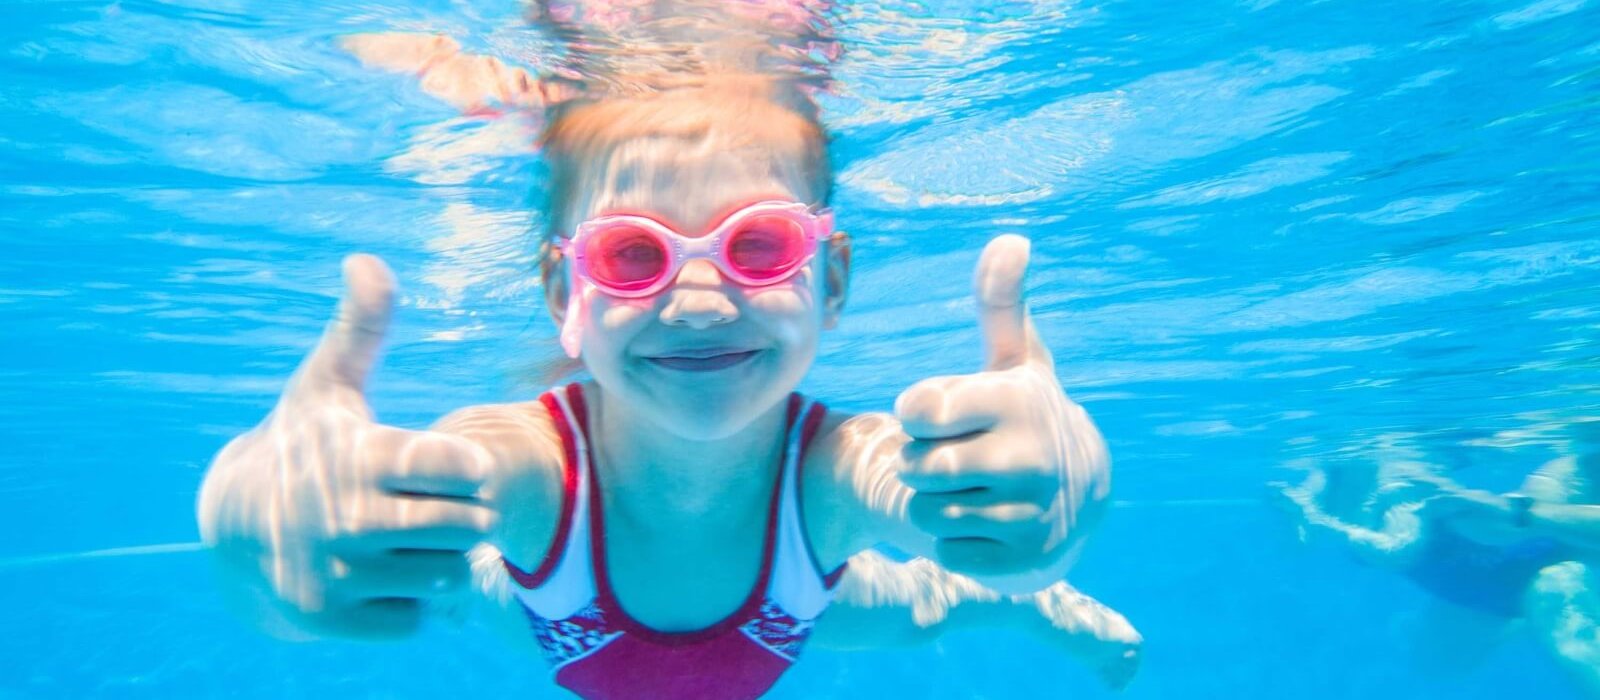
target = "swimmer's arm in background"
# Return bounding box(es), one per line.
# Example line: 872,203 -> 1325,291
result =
812,550 -> 1142,690
1518,456 -> 1600,549
1272,477 -> 1423,567
1494,457 -> 1600,551
1518,503 -> 1600,551
804,236 -> 1112,595
1428,456 -> 1600,551
339,32 -> 559,114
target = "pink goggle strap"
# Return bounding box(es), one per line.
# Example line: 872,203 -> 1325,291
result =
559,284 -> 586,358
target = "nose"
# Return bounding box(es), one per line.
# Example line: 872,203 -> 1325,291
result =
659,259 -> 739,329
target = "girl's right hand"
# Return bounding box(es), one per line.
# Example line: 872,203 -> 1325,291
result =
197,255 -> 497,639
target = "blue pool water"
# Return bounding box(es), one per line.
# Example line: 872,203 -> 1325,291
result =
3,0 -> 1599,697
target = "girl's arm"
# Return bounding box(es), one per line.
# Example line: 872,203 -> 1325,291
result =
197,256 -> 562,641
463,543 -> 549,656
804,237 -> 1112,595
428,400 -> 567,575
811,551 -> 1141,690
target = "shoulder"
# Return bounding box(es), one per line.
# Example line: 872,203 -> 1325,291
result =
801,407 -> 888,490
431,398 -> 568,568
803,408 -> 899,465
432,399 -> 564,467
799,405 -> 855,498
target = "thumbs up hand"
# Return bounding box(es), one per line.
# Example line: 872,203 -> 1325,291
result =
197,255 -> 496,639
894,235 -> 1111,594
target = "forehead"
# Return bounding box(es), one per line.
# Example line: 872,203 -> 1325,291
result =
563,134 -> 813,233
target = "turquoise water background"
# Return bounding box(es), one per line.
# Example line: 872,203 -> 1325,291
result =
2,0 -> 1599,697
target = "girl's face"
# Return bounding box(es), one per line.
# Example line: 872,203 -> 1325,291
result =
545,135 -> 847,440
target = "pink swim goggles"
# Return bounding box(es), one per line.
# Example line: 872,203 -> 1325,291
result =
557,200 -> 834,357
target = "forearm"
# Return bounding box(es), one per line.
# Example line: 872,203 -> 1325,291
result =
815,550 -> 1027,649
1329,513 -> 1413,556
817,550 -> 1136,668
1282,487 -> 1417,562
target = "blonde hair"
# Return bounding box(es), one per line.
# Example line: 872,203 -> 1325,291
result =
538,74 -> 832,244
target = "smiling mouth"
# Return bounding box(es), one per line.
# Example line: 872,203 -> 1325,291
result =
645,349 -> 762,372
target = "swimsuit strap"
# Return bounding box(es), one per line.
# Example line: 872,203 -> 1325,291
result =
579,388 -> 800,644
502,384 -> 596,619
504,385 -> 844,624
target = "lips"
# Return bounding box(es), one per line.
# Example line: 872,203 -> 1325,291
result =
644,347 -> 763,372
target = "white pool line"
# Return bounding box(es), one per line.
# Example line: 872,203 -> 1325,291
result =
0,541 -> 207,570
0,499 -> 1263,570
1110,498 -> 1260,508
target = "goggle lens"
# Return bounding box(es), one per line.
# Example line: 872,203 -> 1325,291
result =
727,214 -> 808,281
585,224 -> 668,291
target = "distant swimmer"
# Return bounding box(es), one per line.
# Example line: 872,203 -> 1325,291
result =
1276,422 -> 1600,695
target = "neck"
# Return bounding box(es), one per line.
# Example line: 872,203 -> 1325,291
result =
586,381 -> 790,522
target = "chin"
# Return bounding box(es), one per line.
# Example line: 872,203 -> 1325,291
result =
649,383 -> 791,440
654,406 -> 762,441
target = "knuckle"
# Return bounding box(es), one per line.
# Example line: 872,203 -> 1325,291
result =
993,502 -> 1044,525
923,445 -> 961,475
333,505 -> 380,540
326,557 -> 354,582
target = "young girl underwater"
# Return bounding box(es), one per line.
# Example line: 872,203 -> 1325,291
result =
197,5 -> 1138,697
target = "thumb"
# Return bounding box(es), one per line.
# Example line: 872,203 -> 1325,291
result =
975,234 -> 1045,371
302,254 -> 397,391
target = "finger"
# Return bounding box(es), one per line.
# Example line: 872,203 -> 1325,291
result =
363,428 -> 490,499
899,437 -> 997,492
894,375 -> 1010,441
974,235 -> 1052,371
329,551 -> 472,599
975,234 -> 1031,370
908,490 -> 1047,541
344,494 -> 497,548
345,516 -> 493,553
900,434 -> 1054,494
334,598 -> 425,640
301,254 -> 397,392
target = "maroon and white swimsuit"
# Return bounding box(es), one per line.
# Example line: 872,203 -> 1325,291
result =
502,383 -> 846,700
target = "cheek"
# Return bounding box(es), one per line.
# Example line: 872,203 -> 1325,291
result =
746,268 -> 823,339
586,293 -> 656,350
747,286 -> 809,317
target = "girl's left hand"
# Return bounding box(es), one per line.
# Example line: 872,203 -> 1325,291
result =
895,235 -> 1111,594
